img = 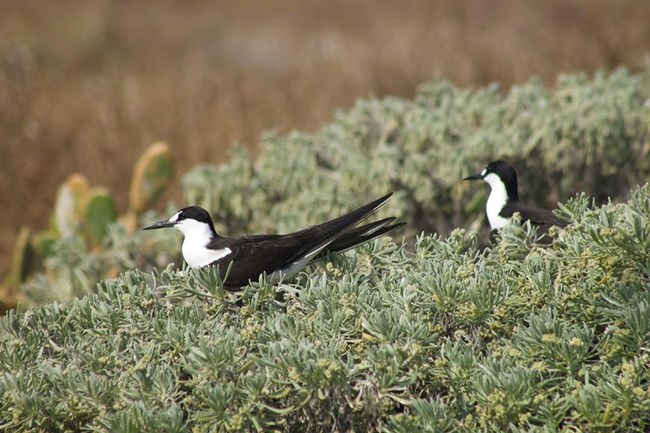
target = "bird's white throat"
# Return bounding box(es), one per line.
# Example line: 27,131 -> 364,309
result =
174,219 -> 231,268
483,173 -> 511,230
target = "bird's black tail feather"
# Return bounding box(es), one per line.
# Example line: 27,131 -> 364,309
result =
319,217 -> 405,256
291,193 -> 394,261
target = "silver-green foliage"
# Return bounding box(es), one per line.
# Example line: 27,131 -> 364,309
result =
2,183 -> 650,432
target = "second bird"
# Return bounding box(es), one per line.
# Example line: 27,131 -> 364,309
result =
464,160 -> 568,237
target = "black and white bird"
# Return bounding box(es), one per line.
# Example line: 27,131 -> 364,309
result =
143,193 -> 404,290
464,160 -> 568,237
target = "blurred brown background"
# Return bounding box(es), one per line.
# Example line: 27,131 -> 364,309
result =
1,0 -> 649,277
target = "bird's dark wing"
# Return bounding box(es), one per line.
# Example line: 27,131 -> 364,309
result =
206,193 -> 395,289
501,201 -> 569,232
206,234 -> 307,289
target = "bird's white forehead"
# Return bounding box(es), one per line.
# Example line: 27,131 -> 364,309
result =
168,211 -> 181,223
481,168 -> 487,176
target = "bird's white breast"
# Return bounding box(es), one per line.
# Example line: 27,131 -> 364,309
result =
483,173 -> 511,230
182,243 -> 232,268
176,219 -> 232,268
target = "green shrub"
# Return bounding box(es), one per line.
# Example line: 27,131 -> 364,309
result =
2,182 -> 650,432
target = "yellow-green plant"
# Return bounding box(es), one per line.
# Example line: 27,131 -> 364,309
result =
83,187 -> 118,246
3,142 -> 174,308
123,141 -> 174,233
0,228 -> 31,313
52,173 -> 90,237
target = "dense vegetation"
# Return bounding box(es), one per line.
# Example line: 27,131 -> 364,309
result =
2,187 -> 650,431
2,68 -> 650,431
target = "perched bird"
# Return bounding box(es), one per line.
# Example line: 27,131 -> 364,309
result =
143,193 -> 404,289
464,160 -> 568,238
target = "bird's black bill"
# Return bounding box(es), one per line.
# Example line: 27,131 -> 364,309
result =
463,173 -> 484,181
142,219 -> 175,230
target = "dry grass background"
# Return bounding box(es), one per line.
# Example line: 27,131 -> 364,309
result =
1,0 -> 649,277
